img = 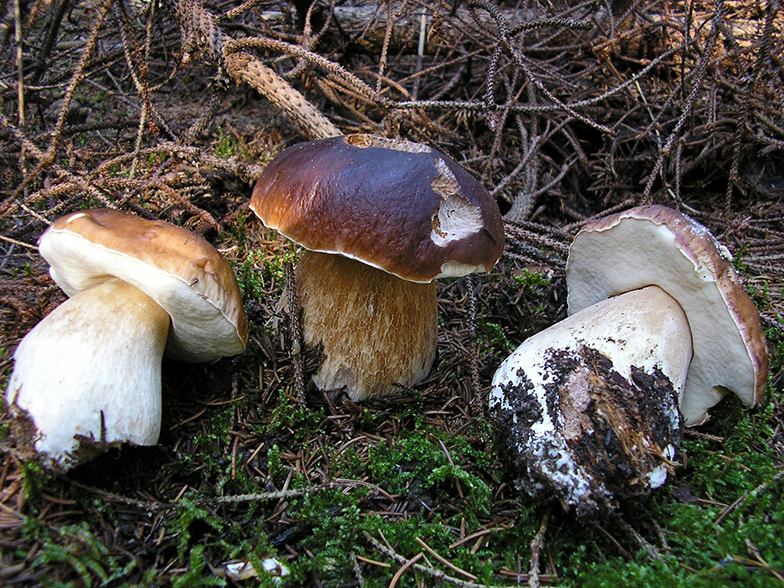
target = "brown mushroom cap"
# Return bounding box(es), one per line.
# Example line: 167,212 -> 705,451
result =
566,205 -> 768,426
250,134 -> 505,282
38,209 -> 248,362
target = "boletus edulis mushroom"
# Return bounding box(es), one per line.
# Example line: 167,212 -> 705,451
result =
490,205 -> 768,517
6,209 -> 248,470
251,134 -> 505,401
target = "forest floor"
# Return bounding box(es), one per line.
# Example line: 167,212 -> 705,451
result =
1,1 -> 783,586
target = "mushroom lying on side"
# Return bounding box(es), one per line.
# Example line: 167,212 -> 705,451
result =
490,205 -> 768,516
566,205 -> 768,426
251,134 -> 504,401
6,209 -> 248,470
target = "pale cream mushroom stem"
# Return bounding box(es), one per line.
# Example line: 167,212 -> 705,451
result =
490,285 -> 691,516
7,279 -> 170,467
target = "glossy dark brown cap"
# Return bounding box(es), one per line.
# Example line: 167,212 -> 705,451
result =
250,134 -> 505,282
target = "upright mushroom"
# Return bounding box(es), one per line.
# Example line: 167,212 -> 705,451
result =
6,209 -> 248,470
251,134 -> 505,401
490,205 -> 768,516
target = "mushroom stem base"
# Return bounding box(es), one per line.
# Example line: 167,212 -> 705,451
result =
490,286 -> 692,517
296,250 -> 438,401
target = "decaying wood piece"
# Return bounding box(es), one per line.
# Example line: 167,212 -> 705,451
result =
254,2 -> 772,55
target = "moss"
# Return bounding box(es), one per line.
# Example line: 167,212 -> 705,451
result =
213,126 -> 249,160
268,389 -> 325,439
233,251 -> 269,300
171,545 -> 225,587
22,520 -> 141,587
477,318 -> 515,354
513,268 -> 552,292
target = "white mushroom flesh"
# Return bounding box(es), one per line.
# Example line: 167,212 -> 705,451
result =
429,158 -> 484,247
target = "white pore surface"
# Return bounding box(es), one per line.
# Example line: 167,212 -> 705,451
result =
490,286 -> 691,504
6,279 -> 168,469
567,218 -> 756,425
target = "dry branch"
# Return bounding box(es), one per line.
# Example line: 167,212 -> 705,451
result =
172,0 -> 341,139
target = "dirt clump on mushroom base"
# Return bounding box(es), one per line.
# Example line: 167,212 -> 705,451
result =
491,345 -> 682,519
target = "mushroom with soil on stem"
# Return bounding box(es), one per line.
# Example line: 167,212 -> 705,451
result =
6,209 -> 248,470
489,204 -> 768,517
250,134 -> 505,402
